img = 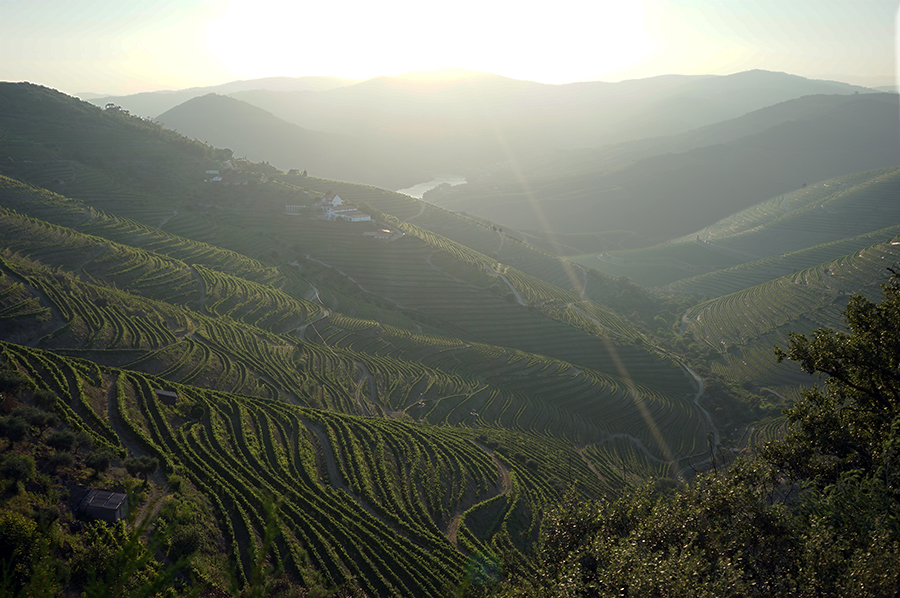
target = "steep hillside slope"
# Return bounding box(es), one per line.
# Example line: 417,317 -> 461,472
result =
429,93 -> 898,246
6,80 -> 897,594
157,94 -> 427,189
0,83 -> 724,593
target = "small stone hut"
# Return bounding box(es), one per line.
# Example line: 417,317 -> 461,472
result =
79,489 -> 129,522
154,389 -> 178,406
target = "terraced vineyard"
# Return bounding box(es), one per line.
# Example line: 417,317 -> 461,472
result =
2,332 -> 666,595
682,237 -> 900,389
0,341 -> 531,594
0,175 -> 708,459
686,239 -> 900,349
577,168 -> 900,289
3,82 -> 897,595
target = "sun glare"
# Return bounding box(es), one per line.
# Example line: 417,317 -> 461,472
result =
205,0 -> 655,84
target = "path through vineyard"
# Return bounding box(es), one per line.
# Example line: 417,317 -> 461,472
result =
446,440 -> 512,549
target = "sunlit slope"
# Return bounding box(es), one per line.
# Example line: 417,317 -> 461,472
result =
0,83 -> 219,196
686,168 -> 900,254
0,82 -> 721,592
0,82 -> 664,349
285,203 -> 687,394
683,236 -> 900,387
577,167 -> 900,288
667,224 -> 900,299
0,170 -> 687,394
0,82 -> 708,461
0,186 -> 705,597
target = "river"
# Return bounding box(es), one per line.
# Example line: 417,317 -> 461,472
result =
395,175 -> 467,199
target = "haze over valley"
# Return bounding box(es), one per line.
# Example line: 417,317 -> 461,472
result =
1,0 -> 899,595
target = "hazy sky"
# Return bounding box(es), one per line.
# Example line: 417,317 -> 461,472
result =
1,0 -> 897,95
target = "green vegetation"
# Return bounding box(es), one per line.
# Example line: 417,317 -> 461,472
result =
2,81 -> 898,595
488,273 -> 900,597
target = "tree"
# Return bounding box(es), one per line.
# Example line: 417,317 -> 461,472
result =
31,389 -> 58,410
1,454 -> 36,483
768,269 -> 900,485
48,451 -> 75,472
0,416 -> 28,448
125,456 -> 159,482
0,510 -> 39,592
45,430 -> 77,452
0,369 -> 27,395
13,405 -> 58,438
85,449 -> 116,475
485,270 -> 900,597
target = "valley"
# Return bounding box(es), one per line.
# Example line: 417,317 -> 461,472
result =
0,77 -> 898,595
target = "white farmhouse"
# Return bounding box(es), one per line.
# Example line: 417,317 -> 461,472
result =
317,192 -> 371,222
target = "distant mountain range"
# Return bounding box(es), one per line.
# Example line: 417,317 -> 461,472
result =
85,75 -> 357,118
156,94 -> 427,190
140,69 -> 872,189
228,69 -> 870,148
432,92 -> 899,249
86,69 -> 892,248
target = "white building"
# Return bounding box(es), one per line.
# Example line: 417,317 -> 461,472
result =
317,193 -> 371,222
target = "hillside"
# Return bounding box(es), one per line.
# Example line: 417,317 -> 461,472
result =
0,82 -> 713,595
86,75 -> 357,118
232,69 -> 870,150
90,69 -> 872,193
2,81 -> 899,595
428,92 -> 899,247
157,94 -> 429,189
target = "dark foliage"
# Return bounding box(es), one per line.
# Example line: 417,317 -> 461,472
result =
1,454 -> 36,483
45,430 -> 77,453
124,456 -> 159,481
488,271 -> 900,597
0,416 -> 28,447
85,449 -> 116,474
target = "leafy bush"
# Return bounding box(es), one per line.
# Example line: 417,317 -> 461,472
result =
166,523 -> 204,559
0,416 -> 28,446
85,449 -> 116,474
1,453 -> 36,482
47,451 -> 74,472
124,456 -> 159,481
166,474 -> 184,493
31,389 -> 58,410
73,432 -> 94,452
13,405 -> 58,437
0,510 -> 38,591
45,430 -> 77,452
0,369 -> 28,394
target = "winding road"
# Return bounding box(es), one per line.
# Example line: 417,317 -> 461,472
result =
485,262 -> 525,305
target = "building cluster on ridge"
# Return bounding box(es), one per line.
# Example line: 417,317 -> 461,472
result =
285,192 -> 372,222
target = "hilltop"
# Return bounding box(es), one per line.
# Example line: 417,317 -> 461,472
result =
88,69 -> 874,194
84,75 -> 358,119
157,94 -> 427,189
